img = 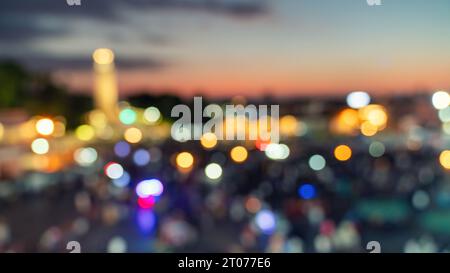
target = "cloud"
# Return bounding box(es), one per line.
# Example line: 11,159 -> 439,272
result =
0,54 -> 166,72
0,0 -> 269,71
0,0 -> 269,48
0,16 -> 67,43
126,0 -> 269,18
0,0 -> 269,25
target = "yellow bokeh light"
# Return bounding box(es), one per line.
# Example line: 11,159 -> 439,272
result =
124,127 -> 143,144
334,145 -> 352,161
359,104 -> 388,127
360,121 -> 378,137
176,152 -> 194,169
440,150 -> 450,170
340,109 -> 360,128
89,110 -> 108,129
76,125 -> 95,141
35,118 -> 55,136
93,48 -> 114,65
230,146 -> 248,163
279,115 -> 299,137
330,108 -> 360,135
200,133 -> 218,149
367,109 -> 388,127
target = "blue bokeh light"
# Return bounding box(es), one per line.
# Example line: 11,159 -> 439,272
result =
133,149 -> 151,166
298,184 -> 316,200
114,141 -> 131,158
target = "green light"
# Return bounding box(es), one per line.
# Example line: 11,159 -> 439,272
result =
369,141 -> 385,158
119,108 -> 137,125
438,107 -> 450,123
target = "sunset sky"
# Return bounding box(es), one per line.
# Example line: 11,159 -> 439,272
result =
1,0 -> 450,98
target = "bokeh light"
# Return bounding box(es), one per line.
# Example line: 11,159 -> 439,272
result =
334,145 -> 352,161
31,138 -> 49,155
119,108 -> 137,125
138,196 -> 155,209
104,162 -> 124,179
346,91 -> 371,109
74,147 -> 98,167
144,107 -> 161,124
124,127 -> 142,144
255,210 -> 276,235
112,171 -> 130,188
230,146 -> 248,163
200,132 -> 218,149
93,48 -> 114,65
76,125 -> 95,141
133,149 -> 151,166
279,115 -> 299,137
245,196 -> 262,214
432,91 -> 450,110
360,104 -> 388,127
114,141 -> 131,158
106,236 -> 127,253
137,210 -> 156,234
265,143 -> 290,160
205,163 -> 223,180
136,179 -> 164,198
35,118 -> 55,136
439,150 -> 450,170
369,142 -> 385,158
360,121 -> 378,137
412,190 -> 430,210
330,108 -> 360,135
308,155 -> 326,171
176,152 -> 194,169
298,184 -> 317,200
438,107 -> 450,123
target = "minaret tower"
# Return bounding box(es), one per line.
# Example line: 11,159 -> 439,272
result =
92,48 -> 119,123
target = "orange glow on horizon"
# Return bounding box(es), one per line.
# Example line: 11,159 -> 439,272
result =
54,58 -> 450,98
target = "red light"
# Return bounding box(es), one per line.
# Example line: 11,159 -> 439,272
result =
319,220 -> 335,236
104,161 -> 116,173
255,138 -> 270,151
138,196 -> 155,209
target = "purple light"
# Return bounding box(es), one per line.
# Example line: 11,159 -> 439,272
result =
114,141 -> 131,158
137,209 -> 156,234
255,209 -> 276,235
133,149 -> 151,166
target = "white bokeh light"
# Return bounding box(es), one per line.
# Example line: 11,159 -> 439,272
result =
205,163 -> 223,180
432,91 -> 450,110
346,91 -> 371,109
